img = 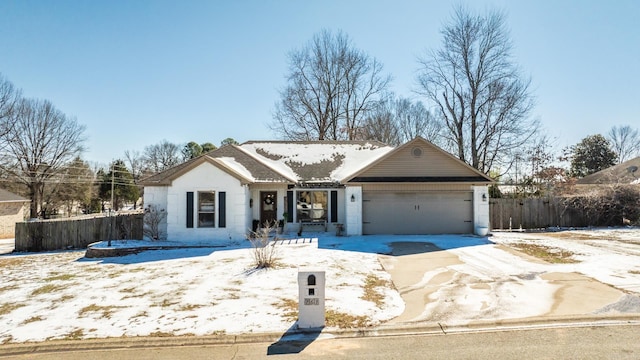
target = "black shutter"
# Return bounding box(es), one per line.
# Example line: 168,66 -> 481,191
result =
287,191 -> 293,223
330,190 -> 338,223
186,192 -> 194,228
218,192 -> 226,228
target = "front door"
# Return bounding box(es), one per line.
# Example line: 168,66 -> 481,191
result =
260,191 -> 277,226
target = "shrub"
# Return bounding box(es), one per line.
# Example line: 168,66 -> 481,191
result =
248,221 -> 279,269
143,205 -> 167,241
563,185 -> 640,226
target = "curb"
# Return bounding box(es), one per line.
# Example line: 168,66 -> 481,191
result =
2,314 -> 639,356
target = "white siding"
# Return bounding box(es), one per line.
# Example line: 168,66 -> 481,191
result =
167,162 -> 249,242
345,186 -> 362,235
473,185 -> 490,235
143,186 -> 168,240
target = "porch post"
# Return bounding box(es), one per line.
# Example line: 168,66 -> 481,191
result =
344,186 -> 362,236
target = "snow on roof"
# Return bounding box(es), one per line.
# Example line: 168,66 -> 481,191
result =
215,157 -> 255,182
239,141 -> 393,182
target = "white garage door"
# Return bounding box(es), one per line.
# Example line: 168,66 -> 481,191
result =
362,192 -> 473,234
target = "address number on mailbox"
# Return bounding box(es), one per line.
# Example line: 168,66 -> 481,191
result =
304,298 -> 319,306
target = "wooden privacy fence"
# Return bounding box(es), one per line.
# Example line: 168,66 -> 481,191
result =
15,213 -> 144,252
490,198 -> 588,230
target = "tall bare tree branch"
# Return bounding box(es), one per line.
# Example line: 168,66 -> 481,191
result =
0,98 -> 86,217
271,29 -> 391,141
416,6 -> 538,174
608,125 -> 640,163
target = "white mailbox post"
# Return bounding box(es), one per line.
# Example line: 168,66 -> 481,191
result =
297,270 -> 325,329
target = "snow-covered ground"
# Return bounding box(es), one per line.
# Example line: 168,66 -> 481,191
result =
1,228 -> 639,343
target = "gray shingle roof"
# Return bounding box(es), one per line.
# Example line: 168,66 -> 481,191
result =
0,188 -> 29,203
140,144 -> 290,186
577,157 -> 640,185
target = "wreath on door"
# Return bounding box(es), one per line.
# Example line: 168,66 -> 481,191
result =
264,196 -> 274,205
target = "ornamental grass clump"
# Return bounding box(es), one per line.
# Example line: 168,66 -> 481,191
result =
249,221 -> 279,269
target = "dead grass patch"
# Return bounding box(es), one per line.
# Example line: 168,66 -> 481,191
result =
629,270 -> 640,275
148,331 -> 174,337
152,299 -> 179,308
62,329 -> 84,340
31,283 -> 68,296
22,316 -> 44,324
510,243 -> 579,264
273,298 -> 298,321
222,288 -> 241,299
272,298 -> 370,328
131,311 -> 148,319
0,303 -> 25,316
78,304 -> 122,319
361,274 -> 390,308
0,284 -> 19,293
325,310 -> 370,328
543,232 -> 597,241
107,271 -> 125,279
53,294 -> 75,303
2,335 -> 14,344
178,304 -> 204,311
45,274 -> 76,282
121,291 -> 151,300
0,257 -> 28,268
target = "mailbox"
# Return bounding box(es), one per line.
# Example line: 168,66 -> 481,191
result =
297,270 -> 325,329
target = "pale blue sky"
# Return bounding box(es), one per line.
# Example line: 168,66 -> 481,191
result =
1,0 -> 638,165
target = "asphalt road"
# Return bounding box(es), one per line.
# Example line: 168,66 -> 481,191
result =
2,324 -> 638,359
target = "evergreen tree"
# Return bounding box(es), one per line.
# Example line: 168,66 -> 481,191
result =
201,142 -> 217,153
56,157 -> 95,215
99,160 -> 139,211
220,138 -> 239,147
182,141 -> 203,160
570,134 -> 618,177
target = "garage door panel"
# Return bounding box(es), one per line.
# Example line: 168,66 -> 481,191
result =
363,192 -> 473,235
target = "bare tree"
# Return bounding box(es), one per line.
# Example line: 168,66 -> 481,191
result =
0,74 -> 21,140
142,140 -> 182,173
608,125 -> 640,163
361,94 -> 401,145
396,98 -> 441,144
0,98 -> 86,218
143,204 -> 167,241
416,6 -> 537,174
362,94 -> 440,146
124,149 -> 147,181
271,29 -> 391,141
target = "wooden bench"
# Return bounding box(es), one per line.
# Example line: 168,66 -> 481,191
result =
297,219 -> 327,236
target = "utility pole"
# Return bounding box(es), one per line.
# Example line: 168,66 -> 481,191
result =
111,163 -> 115,212
108,162 -> 114,247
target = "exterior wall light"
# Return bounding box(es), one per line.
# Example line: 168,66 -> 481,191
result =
482,193 -> 487,202
350,194 -> 355,202
249,198 -> 253,208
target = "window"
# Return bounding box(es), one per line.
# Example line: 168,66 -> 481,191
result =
198,191 -> 215,228
296,191 -> 327,221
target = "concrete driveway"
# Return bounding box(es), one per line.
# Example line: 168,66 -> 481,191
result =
378,236 -> 638,325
